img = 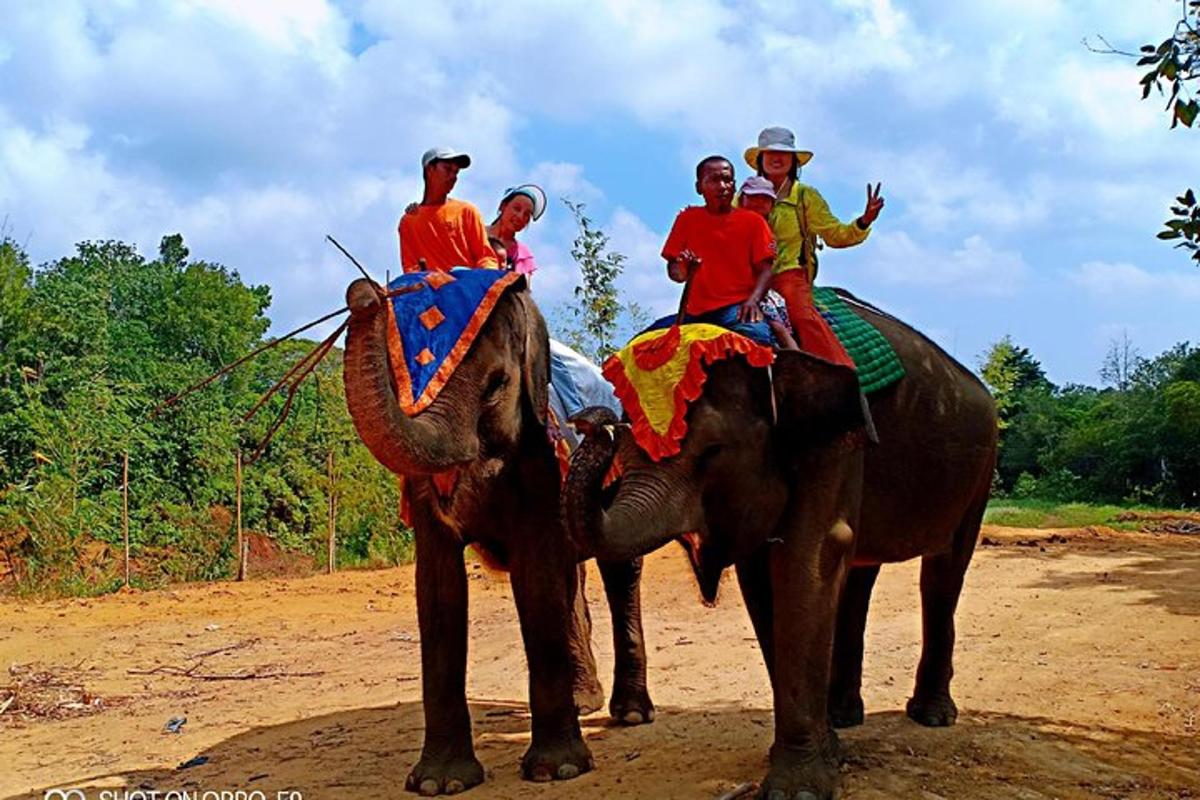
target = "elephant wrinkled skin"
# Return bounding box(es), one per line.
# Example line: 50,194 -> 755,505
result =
342,277 -> 653,795
564,294 -> 998,799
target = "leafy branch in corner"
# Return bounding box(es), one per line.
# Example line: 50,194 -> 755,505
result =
1088,0 -> 1200,264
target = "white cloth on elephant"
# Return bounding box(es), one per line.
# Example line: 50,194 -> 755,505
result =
548,338 -> 623,451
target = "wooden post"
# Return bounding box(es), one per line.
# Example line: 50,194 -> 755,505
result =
327,449 -> 336,574
236,449 -> 245,581
122,451 -> 130,587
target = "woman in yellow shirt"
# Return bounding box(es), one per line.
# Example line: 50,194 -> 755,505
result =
744,126 -> 884,367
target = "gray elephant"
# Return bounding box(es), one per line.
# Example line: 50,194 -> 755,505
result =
564,294 -> 998,799
342,275 -> 653,796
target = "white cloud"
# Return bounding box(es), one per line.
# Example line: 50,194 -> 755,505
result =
1069,260 -> 1200,301
862,231 -> 1029,295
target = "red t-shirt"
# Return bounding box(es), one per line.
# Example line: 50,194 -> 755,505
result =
661,207 -> 776,316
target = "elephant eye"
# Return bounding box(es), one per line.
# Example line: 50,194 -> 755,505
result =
698,442 -> 723,467
483,371 -> 511,402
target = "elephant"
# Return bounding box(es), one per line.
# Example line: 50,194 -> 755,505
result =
341,276 -> 654,796
564,293 -> 998,799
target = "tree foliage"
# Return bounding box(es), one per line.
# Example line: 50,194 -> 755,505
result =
982,334 -> 1200,506
562,199 -> 627,362
551,199 -> 649,363
1129,1 -> 1200,263
0,235 -> 408,595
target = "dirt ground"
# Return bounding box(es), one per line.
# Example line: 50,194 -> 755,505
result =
2,525 -> 1198,800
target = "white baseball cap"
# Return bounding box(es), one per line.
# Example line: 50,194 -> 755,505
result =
421,147 -> 471,169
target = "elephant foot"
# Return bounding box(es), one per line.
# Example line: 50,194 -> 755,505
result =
405,753 -> 485,796
609,683 -> 656,725
573,674 -> 606,716
828,692 -> 864,729
521,735 -> 594,783
906,692 -> 958,727
759,741 -> 839,800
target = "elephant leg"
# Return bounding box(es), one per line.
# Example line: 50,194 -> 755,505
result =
407,523 -> 484,796
906,546 -> 975,727
829,564 -> 881,729
762,505 -> 857,799
599,557 -> 655,725
510,540 -> 594,782
907,499 -> 982,728
568,563 -> 606,715
735,546 -> 775,681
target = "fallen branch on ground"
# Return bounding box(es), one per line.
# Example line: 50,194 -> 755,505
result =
127,664 -> 323,681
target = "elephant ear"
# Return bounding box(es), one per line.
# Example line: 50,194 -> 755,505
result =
772,350 -> 865,444
510,278 -> 550,427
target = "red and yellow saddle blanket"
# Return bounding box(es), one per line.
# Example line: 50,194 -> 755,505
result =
602,324 -> 775,461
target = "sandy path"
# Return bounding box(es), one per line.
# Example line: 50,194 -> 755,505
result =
2,525 -> 1197,799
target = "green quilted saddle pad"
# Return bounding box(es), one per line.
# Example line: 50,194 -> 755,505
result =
812,287 -> 905,394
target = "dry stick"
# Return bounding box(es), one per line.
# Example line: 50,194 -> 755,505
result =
127,664 -> 323,681
241,319 -> 347,424
235,449 -> 245,582
151,305 -> 350,418
122,451 -> 130,587
326,234 -> 378,286
245,322 -> 347,464
714,783 -> 758,800
327,449 -> 336,575
187,638 -> 261,660
674,262 -> 699,326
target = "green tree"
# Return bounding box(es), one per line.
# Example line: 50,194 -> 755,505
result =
563,199 -> 627,363
979,335 -> 1053,428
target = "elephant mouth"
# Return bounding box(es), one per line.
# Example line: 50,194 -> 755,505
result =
424,456 -> 506,534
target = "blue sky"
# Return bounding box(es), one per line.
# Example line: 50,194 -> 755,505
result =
2,0 -> 1198,385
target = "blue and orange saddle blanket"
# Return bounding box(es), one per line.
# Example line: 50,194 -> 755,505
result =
383,267 -> 620,467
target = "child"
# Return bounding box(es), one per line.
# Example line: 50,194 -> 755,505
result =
738,176 -> 800,350
654,156 -> 778,347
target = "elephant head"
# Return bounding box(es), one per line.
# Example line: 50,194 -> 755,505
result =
343,276 -> 549,527
564,351 -> 863,598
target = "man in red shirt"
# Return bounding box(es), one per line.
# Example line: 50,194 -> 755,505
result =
651,156 -> 777,345
398,146 -> 499,272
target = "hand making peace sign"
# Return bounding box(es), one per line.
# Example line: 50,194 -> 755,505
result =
858,182 -> 885,228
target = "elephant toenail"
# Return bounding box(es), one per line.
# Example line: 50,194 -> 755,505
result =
418,778 -> 440,796
557,764 -> 580,780
531,767 -> 552,782
622,710 -> 644,725
444,779 -> 465,794
795,792 -> 819,800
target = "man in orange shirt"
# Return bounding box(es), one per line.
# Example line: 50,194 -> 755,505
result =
398,147 -> 499,272
649,156 -> 777,346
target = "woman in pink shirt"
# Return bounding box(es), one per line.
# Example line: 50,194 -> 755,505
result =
487,184 -> 546,278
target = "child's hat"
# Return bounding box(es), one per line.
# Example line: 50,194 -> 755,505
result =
739,175 -> 777,198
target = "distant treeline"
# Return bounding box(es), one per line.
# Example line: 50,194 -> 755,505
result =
980,336 -> 1200,507
0,235 -> 406,595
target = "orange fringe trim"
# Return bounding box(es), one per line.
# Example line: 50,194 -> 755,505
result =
602,329 -> 775,462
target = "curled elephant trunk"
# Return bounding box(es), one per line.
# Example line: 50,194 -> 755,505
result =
564,410 -> 701,562
342,278 -> 479,476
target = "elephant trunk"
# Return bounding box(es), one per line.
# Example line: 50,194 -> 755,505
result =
342,278 -> 479,475
565,422 -> 700,562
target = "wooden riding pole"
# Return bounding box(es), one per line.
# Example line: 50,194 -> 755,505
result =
236,449 -> 245,581
122,451 -> 130,587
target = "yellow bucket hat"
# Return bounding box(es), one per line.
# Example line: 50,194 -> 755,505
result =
743,126 -> 813,171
